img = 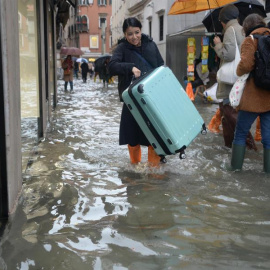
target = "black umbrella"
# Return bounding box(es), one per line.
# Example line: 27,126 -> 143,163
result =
94,54 -> 112,73
202,0 -> 267,33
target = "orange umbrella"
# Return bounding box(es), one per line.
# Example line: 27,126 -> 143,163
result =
168,0 -> 236,15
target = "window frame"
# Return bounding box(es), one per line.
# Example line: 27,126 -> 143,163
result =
159,14 -> 164,41
98,0 -> 107,6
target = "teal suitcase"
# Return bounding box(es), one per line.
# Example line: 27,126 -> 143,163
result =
122,66 -> 206,160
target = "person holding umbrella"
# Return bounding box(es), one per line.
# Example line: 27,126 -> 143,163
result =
62,55 -> 74,92
108,17 -> 164,166
213,4 -> 257,151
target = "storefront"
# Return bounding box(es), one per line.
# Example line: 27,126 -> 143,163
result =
0,0 -> 61,219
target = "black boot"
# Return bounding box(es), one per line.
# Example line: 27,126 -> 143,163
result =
227,144 -> 246,171
70,81 -> 73,91
263,148 -> 270,173
64,81 -> 68,91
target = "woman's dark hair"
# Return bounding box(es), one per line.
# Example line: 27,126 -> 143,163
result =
242,14 -> 266,35
122,17 -> 142,33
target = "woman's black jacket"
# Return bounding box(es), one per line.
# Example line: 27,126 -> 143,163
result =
108,34 -> 164,101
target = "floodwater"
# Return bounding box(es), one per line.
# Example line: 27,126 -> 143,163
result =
0,78 -> 270,270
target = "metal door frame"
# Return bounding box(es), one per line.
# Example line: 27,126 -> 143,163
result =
0,3 -> 9,219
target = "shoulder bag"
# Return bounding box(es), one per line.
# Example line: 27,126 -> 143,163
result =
229,73 -> 249,107
216,27 -> 241,85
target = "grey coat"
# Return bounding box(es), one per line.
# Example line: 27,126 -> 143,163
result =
214,19 -> 244,100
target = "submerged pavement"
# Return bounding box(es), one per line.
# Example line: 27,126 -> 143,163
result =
0,78 -> 270,270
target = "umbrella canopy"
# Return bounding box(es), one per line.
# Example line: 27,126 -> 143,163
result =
60,47 -> 84,56
94,54 -> 112,73
202,0 -> 267,33
76,57 -> 88,63
168,0 -> 236,15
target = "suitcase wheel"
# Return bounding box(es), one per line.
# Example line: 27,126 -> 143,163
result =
160,156 -> 167,163
201,129 -> 207,135
179,151 -> 186,159
201,123 -> 207,135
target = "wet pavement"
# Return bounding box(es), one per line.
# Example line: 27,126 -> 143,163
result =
0,77 -> 270,270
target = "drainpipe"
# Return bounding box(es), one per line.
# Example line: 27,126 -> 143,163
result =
101,21 -> 106,55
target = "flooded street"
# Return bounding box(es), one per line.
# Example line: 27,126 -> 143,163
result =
1,78 -> 270,270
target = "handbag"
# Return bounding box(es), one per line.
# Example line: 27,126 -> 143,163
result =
64,68 -> 70,75
216,27 -> 241,85
229,73 -> 249,107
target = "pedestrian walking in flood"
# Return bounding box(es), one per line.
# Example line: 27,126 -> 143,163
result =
213,4 -> 257,151
81,61 -> 89,83
88,62 -> 94,79
62,55 -> 74,91
228,14 -> 270,172
74,61 -> 79,79
108,17 -> 164,166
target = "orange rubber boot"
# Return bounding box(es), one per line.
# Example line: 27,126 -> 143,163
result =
186,82 -> 194,101
148,146 -> 160,166
208,108 -> 221,133
255,117 -> 262,142
128,144 -> 141,164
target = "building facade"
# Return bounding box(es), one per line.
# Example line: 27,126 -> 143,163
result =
76,0 -> 112,60
111,0 -> 270,85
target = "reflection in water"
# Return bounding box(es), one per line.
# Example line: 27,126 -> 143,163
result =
0,80 -> 270,270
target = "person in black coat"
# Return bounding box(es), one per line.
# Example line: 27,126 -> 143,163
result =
81,61 -> 89,83
108,17 -> 164,166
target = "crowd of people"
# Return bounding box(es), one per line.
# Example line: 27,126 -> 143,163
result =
210,5 -> 270,173
62,6 -> 270,173
61,56 -> 111,91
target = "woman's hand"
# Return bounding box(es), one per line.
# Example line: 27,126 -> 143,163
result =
213,36 -> 221,45
132,67 -> 141,78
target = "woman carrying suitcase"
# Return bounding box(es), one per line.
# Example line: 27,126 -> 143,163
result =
108,17 -> 164,166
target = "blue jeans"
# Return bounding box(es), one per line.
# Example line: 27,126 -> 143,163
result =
234,110 -> 270,149
64,81 -> 73,90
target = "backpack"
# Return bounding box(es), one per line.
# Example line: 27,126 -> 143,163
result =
251,31 -> 270,90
